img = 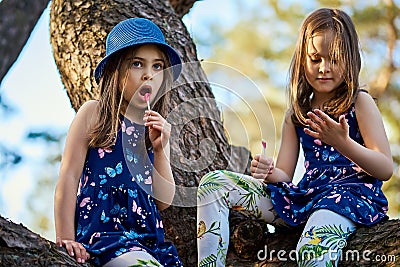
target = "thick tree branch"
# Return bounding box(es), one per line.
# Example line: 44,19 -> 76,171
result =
168,0 -> 198,17
0,215 -> 91,266
1,214 -> 399,266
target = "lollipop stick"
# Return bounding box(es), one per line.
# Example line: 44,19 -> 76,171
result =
145,93 -> 151,111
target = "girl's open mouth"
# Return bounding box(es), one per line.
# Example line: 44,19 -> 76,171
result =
139,86 -> 152,96
138,86 -> 152,102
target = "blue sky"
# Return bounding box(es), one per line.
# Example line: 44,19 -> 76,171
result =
0,4 -> 73,225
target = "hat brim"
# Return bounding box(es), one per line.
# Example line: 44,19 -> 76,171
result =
94,40 -> 182,84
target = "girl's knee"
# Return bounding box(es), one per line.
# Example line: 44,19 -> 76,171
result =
198,170 -> 225,188
197,170 -> 233,201
197,170 -> 225,198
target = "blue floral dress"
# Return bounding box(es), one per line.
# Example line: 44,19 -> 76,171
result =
75,117 -> 182,266
267,104 -> 389,227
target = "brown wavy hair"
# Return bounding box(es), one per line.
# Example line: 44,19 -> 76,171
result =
288,8 -> 361,126
88,45 -> 173,149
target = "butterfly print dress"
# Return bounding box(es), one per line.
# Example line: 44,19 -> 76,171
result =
75,117 -> 182,266
266,104 -> 389,227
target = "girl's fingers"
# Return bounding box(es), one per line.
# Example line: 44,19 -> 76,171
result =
73,242 -> 88,263
65,243 -> 75,256
313,109 -> 333,123
309,109 -> 328,122
144,116 -> 169,128
251,172 -> 265,179
306,110 -> 329,132
306,118 -> 321,131
304,127 -> 319,139
254,154 -> 273,164
60,240 -> 89,263
250,159 -> 258,168
250,159 -> 267,170
144,110 -> 164,121
145,121 -> 164,127
147,123 -> 171,135
251,155 -> 273,175
147,120 -> 171,134
338,114 -> 348,129
56,237 -> 62,247
255,161 -> 270,170
250,163 -> 272,177
74,242 -> 83,255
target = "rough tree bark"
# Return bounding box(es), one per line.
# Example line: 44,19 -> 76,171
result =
0,215 -> 91,267
0,0 -> 399,266
168,0 -> 197,18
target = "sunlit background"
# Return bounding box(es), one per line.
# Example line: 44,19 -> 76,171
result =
0,0 -> 399,241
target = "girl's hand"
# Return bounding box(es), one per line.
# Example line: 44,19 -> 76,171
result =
304,109 -> 349,148
56,237 -> 90,263
144,110 -> 171,152
250,154 -> 274,182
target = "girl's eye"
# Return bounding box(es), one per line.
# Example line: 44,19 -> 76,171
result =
132,61 -> 142,68
310,57 -> 321,63
153,63 -> 164,70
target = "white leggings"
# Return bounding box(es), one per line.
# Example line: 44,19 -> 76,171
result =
103,250 -> 162,267
197,170 -> 355,267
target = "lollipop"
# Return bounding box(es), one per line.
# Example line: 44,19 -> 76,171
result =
261,139 -> 267,156
145,93 -> 151,111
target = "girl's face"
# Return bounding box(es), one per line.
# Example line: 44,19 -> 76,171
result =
304,30 -> 344,103
121,44 -> 165,110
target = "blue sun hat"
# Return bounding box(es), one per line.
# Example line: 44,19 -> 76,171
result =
94,18 -> 182,83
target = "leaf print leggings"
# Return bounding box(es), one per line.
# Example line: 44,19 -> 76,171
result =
103,251 -> 162,267
197,170 -> 356,267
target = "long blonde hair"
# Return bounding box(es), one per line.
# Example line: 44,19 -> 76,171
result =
288,8 -> 361,126
88,45 -> 173,148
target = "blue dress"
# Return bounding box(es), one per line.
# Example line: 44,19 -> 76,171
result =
267,104 -> 389,227
75,117 -> 182,266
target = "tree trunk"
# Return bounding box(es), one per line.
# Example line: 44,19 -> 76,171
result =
0,0 -> 49,84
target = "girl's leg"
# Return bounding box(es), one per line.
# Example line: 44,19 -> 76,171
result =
197,170 -> 284,267
296,209 -> 356,267
103,250 -> 162,267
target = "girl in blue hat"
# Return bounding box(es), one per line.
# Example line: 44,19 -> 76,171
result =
197,8 -> 392,267
54,18 -> 183,266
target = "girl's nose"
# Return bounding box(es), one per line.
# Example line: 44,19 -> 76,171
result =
142,68 -> 153,81
143,73 -> 152,80
319,59 -> 331,73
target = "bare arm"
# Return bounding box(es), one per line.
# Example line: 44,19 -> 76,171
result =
54,100 -> 98,262
305,92 -> 393,180
144,110 -> 175,211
